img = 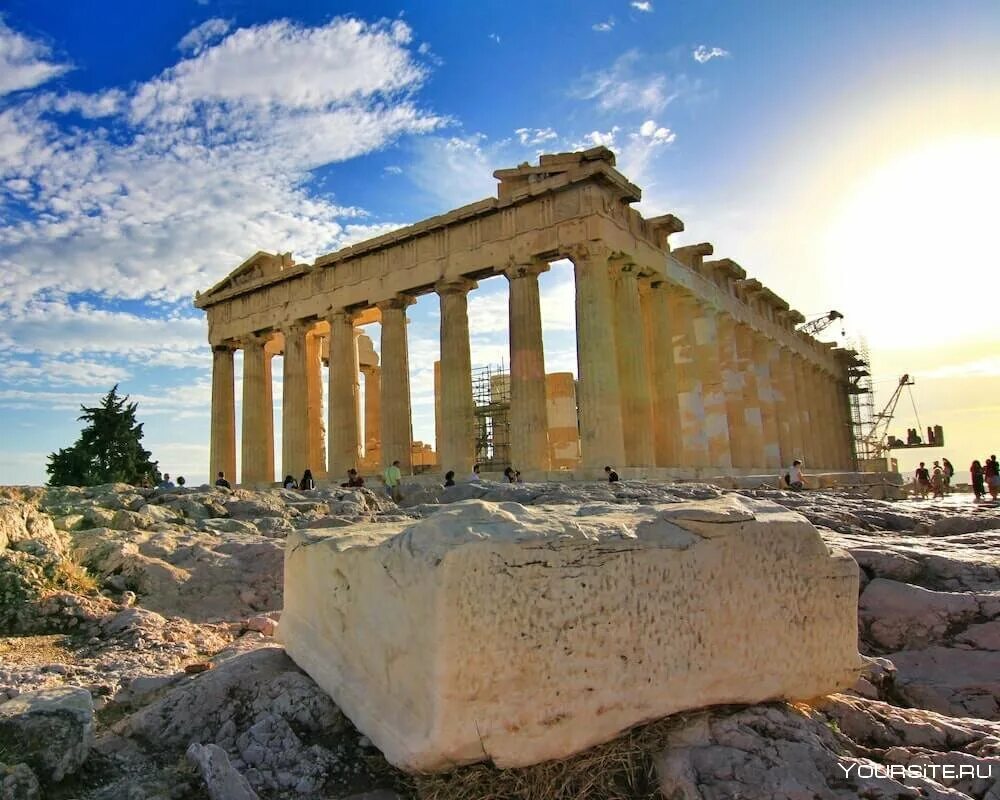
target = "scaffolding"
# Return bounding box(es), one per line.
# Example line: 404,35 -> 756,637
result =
847,337 -> 876,464
471,361 -> 511,471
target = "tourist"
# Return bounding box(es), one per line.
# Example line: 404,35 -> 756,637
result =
384,459 -> 402,502
942,458 -> 954,491
157,473 -> 175,490
443,470 -> 456,487
341,468 -> 364,488
283,474 -> 298,489
300,469 -> 316,490
604,465 -> 620,483
785,459 -> 805,491
986,455 -> 1000,501
503,466 -> 516,483
215,471 -> 231,489
930,462 -> 945,499
914,462 -> 931,498
971,460 -> 986,501
469,463 -> 482,482
176,476 -> 186,487
514,470 -> 523,483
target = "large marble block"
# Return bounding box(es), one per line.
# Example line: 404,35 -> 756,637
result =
279,495 -> 861,771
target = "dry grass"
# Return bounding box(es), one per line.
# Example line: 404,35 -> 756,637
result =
0,633 -> 75,667
411,715 -> 688,800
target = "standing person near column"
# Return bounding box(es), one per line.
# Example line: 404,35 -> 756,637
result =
985,455 -> 1000,501
914,462 -> 931,499
941,458 -> 955,492
971,460 -> 986,501
384,459 -> 402,502
300,469 -> 316,491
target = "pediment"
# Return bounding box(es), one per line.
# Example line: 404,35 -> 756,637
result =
197,251 -> 294,305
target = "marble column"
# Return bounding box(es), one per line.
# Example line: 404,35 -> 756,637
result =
718,315 -> 752,468
240,336 -> 274,485
306,332 -> 326,478
792,357 -> 813,465
436,279 -> 477,476
378,295 -> 414,471
613,261 -> 655,467
281,321 -> 310,481
642,280 -> 680,467
693,306 -> 733,469
572,245 -> 625,469
209,344 -> 237,485
734,324 -> 765,468
774,347 -> 799,466
668,288 -> 709,468
327,309 -> 361,477
752,335 -> 782,469
505,261 -> 550,472
361,364 -> 381,459
810,365 -> 832,468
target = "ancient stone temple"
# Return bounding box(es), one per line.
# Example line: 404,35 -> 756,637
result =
195,146 -> 857,483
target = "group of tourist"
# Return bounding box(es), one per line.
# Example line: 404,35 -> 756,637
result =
152,471 -> 232,490
971,455 -> 1000,502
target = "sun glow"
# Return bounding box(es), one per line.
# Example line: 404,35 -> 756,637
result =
823,136 -> 1000,349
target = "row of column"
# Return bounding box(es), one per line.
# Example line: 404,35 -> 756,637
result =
209,247 -> 856,483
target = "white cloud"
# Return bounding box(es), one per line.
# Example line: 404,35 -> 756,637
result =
406,135 -> 499,210
638,119 -> 676,142
177,18 -> 232,55
693,45 -> 729,63
383,164 -> 403,175
488,33 -> 501,44
514,127 -> 558,146
631,2 -> 654,11
574,50 -> 694,114
592,18 -> 616,32
0,16 -> 443,311
0,16 -> 72,97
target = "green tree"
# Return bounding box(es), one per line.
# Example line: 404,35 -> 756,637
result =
46,385 -> 160,486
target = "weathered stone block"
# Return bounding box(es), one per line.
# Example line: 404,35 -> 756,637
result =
0,686 -> 94,783
280,496 -> 861,771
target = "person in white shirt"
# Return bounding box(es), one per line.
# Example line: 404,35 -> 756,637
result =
469,463 -> 482,482
785,459 -> 805,490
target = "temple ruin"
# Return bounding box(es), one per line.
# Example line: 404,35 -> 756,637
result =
195,146 -> 857,483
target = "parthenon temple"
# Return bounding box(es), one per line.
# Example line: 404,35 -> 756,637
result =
195,147 -> 857,483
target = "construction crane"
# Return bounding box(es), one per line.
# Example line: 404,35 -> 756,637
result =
864,374 -> 945,457
797,310 -> 844,336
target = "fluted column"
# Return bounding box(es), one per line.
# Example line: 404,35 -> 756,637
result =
436,278 -> 477,476
693,306 -> 733,469
378,295 -> 414,471
361,364 -> 381,458
838,377 -> 857,469
505,261 -> 550,472
281,321 -> 310,481
572,245 -> 625,469
327,309 -> 361,477
718,315 -> 752,468
810,365 -> 832,468
613,261 -> 655,467
734,324 -> 765,468
642,280 -> 680,467
792,357 -> 813,465
210,344 -> 237,484
752,335 -> 782,469
240,336 -> 274,485
774,347 -> 800,465
306,332 -> 326,478
668,288 -> 709,467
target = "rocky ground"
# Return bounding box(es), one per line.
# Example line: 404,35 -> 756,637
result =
1,479 -> 999,799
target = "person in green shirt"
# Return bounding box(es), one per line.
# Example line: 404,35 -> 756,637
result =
383,459 -> 402,502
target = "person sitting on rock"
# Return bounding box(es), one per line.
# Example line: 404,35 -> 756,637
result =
604,465 -> 620,483
300,469 -> 316,491
503,466 -> 516,483
215,471 -> 232,489
469,463 -> 482,482
283,474 -> 298,489
784,460 -> 805,491
341,468 -> 364,488
444,470 -> 456,487
157,473 -> 175,489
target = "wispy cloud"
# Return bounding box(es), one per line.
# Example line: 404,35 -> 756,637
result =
573,50 -> 696,114
177,17 -> 232,55
693,45 -> 729,63
0,15 -> 72,97
488,33 -> 501,44
592,18 -> 616,32
631,1 -> 654,11
515,127 -> 558,146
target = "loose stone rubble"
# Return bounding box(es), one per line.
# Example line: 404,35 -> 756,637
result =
0,480 -> 997,798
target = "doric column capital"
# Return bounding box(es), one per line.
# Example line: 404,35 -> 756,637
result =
282,318 -> 314,337
326,306 -> 360,325
434,277 -> 478,296
502,258 -> 549,281
212,342 -> 237,354
646,213 -> 685,251
360,362 -> 380,376
567,242 -> 612,264
672,242 -> 714,271
376,294 -> 416,312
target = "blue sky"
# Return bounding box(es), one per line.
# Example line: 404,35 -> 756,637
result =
2,0 -> 999,485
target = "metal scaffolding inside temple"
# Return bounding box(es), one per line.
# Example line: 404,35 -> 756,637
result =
847,338 -> 875,464
471,361 -> 511,471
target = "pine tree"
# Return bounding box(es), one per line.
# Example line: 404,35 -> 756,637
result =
46,385 -> 160,487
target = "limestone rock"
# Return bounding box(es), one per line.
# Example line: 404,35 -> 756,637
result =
860,578 -> 979,650
0,763 -> 41,800
0,686 -> 94,783
280,495 -> 861,771
186,742 -> 260,800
